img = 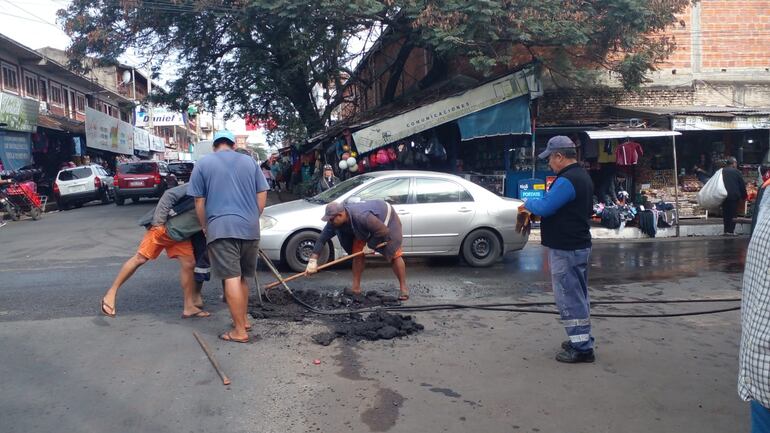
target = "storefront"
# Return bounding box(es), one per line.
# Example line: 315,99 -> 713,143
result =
0,92 -> 37,171
309,66 -> 541,197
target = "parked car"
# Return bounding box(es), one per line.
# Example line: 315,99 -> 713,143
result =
114,161 -> 177,205
54,164 -> 114,209
259,170 -> 529,272
167,161 -> 195,183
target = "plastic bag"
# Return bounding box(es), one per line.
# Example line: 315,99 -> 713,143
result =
697,168 -> 728,210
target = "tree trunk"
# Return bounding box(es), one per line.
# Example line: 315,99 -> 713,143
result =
381,39 -> 415,105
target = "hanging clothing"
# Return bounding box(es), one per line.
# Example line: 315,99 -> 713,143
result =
597,140 -> 617,164
615,141 -> 643,166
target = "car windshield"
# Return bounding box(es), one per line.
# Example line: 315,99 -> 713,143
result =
119,163 -> 156,174
310,175 -> 373,204
58,167 -> 92,181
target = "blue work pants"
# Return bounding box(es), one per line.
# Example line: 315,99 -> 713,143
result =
549,247 -> 594,352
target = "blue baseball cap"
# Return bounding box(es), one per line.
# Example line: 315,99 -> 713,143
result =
213,130 -> 236,145
538,136 -> 576,159
321,202 -> 346,221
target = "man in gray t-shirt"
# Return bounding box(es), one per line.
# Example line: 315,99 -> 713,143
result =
188,130 -> 269,343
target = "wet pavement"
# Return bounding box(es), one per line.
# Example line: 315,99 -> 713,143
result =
0,197 -> 752,432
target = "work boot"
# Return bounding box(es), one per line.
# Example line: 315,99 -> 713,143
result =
561,340 -> 571,350
555,346 -> 595,364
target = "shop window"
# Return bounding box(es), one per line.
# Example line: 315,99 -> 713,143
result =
50,83 -> 63,105
76,94 -> 86,112
354,178 -> 411,204
24,72 -> 37,98
415,178 -> 473,204
1,63 -> 19,92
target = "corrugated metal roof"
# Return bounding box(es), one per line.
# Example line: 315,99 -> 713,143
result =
612,105 -> 770,116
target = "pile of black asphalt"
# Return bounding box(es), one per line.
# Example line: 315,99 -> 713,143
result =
248,289 -> 424,346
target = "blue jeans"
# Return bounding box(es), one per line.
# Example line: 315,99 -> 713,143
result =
549,247 -> 593,352
753,401 -> 770,433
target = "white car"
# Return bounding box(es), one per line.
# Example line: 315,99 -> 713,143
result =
259,170 -> 529,272
54,164 -> 114,209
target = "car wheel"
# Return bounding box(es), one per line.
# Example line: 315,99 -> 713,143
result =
115,196 -> 125,206
132,197 -> 141,204
7,206 -> 20,221
461,228 -> 501,267
30,207 -> 42,220
283,230 -> 331,273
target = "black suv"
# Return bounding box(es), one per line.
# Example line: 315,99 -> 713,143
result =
167,162 -> 195,183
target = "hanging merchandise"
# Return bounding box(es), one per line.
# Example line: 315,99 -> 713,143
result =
386,146 -> 398,163
597,140 -> 617,164
376,148 -> 390,166
369,152 -> 379,169
616,140 -> 644,166
427,132 -> 447,161
397,142 -> 414,167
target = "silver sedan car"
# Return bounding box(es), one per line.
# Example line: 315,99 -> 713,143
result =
259,170 -> 529,272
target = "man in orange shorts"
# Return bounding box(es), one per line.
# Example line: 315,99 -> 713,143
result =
306,200 -> 408,300
100,211 -> 209,319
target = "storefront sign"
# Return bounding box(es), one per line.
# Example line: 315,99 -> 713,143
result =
0,93 -> 39,133
85,107 -> 134,155
672,115 -> 770,131
135,107 -> 186,127
518,178 -> 546,200
353,67 -> 539,153
0,131 -> 33,170
150,135 -> 165,152
133,127 -> 150,152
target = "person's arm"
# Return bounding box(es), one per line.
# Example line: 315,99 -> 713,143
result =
309,223 -> 336,260
524,177 -> 577,218
194,197 -> 207,235
152,186 -> 184,226
257,191 -> 267,214
740,174 -> 748,199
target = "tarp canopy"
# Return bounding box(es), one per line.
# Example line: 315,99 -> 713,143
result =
352,67 -> 539,153
457,95 -> 531,141
586,130 -> 682,140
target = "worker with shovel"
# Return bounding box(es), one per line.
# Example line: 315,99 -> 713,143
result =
306,200 -> 409,301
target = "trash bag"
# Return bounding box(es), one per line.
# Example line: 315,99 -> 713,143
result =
697,168 -> 728,211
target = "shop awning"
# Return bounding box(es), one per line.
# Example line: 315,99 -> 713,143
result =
586,130 -> 681,140
457,95 -> 531,141
610,106 -> 770,131
37,114 -> 86,134
352,67 -> 539,153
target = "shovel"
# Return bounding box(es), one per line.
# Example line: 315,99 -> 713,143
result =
262,242 -> 387,291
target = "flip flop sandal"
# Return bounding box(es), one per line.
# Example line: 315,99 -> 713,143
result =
101,300 -> 116,318
219,332 -> 249,344
398,293 -> 410,301
181,310 -> 211,319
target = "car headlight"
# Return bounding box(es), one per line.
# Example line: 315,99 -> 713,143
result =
260,215 -> 277,231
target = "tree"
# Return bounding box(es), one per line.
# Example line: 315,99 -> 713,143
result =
407,0 -> 692,90
59,0 -> 691,143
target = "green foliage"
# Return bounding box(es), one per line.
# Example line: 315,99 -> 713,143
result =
58,0 -> 691,142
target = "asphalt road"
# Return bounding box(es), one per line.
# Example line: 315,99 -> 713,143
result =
0,198 -> 752,433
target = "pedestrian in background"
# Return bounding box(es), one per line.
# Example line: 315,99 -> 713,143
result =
316,164 -> 340,194
722,157 -> 748,235
518,136 -> 595,363
739,172 -> 770,432
188,130 -> 269,344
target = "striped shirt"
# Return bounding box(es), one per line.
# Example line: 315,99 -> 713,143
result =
739,186 -> 770,408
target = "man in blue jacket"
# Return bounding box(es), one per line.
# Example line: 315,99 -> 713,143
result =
520,136 -> 595,363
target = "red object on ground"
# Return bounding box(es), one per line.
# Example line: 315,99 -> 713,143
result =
313,359 -> 321,365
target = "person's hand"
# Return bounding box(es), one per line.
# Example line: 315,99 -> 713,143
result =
518,204 -> 528,214
306,258 -> 318,274
516,209 -> 532,234
362,244 -> 375,255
